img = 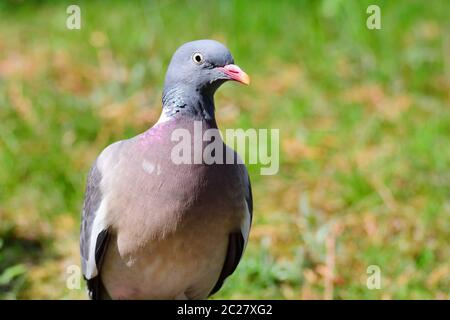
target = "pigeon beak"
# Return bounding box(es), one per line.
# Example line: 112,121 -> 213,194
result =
219,64 -> 250,85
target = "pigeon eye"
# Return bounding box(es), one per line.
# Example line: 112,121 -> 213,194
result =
192,52 -> 204,65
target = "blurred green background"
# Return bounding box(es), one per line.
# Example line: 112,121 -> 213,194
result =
0,0 -> 449,299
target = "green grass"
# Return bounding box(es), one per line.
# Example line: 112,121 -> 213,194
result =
0,0 -> 449,299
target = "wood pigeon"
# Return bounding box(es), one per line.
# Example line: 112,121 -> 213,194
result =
80,40 -> 253,299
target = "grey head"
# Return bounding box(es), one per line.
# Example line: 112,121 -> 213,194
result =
162,39 -> 249,121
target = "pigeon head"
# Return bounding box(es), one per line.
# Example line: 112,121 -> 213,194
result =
162,40 -> 249,121
164,39 -> 250,91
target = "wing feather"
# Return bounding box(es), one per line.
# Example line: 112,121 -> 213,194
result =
80,161 -> 110,299
209,172 -> 253,296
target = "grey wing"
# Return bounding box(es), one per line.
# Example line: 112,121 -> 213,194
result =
80,160 -> 110,299
209,172 -> 253,296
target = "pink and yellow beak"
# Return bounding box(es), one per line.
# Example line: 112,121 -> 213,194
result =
219,64 -> 250,85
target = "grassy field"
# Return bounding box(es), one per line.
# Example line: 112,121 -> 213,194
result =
0,0 -> 449,299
